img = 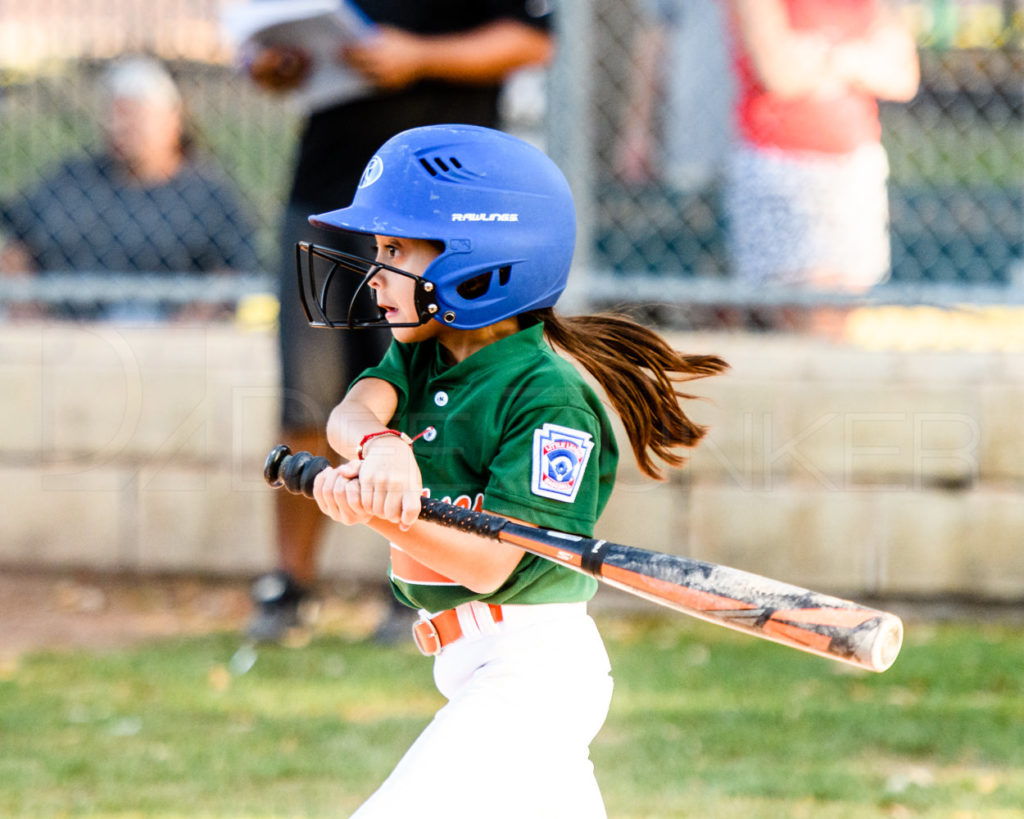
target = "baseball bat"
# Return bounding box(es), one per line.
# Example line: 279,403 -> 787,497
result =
264,445 -> 903,672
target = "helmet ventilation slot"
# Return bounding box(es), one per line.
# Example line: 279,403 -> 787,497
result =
456,266 -> 512,300
456,271 -> 491,299
419,156 -> 467,177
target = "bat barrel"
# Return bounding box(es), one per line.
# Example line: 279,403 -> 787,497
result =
574,540 -> 907,673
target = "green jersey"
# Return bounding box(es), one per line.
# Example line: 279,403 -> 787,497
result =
353,321 -> 618,612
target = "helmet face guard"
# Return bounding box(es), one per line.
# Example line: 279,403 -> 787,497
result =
295,242 -> 440,329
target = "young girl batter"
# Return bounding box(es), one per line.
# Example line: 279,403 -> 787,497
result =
301,124 -> 727,817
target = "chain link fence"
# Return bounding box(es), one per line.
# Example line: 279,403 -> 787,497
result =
0,1 -> 295,321
1,1 -> 1022,333
550,0 -> 1024,333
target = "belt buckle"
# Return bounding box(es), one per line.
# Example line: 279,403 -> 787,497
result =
411,614 -> 441,656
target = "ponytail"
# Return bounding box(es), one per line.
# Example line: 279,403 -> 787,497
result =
532,308 -> 728,480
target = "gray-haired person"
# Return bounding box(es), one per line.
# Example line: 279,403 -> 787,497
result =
1,55 -> 259,320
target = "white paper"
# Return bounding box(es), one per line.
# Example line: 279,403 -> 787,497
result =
220,0 -> 376,114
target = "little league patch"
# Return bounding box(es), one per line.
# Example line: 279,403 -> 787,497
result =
531,423 -> 594,503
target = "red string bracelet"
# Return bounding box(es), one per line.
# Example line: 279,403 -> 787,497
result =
356,426 -> 435,460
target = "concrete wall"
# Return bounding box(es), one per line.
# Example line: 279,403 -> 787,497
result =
2,321 -> 1022,601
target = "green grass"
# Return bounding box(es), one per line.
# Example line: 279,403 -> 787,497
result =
1,615 -> 1023,817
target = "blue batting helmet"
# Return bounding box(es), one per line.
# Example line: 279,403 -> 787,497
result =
295,124 -> 576,330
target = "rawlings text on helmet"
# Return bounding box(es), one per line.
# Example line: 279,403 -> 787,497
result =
450,213 -> 519,222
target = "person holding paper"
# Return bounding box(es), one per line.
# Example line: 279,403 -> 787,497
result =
242,0 -> 555,644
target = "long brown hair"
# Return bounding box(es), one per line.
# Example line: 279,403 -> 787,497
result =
531,308 -> 728,480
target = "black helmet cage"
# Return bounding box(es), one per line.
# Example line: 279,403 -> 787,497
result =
295,241 -> 440,329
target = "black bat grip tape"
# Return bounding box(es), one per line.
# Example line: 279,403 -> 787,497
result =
418,497 -> 507,540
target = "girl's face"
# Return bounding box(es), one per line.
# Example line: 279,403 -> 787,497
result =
370,235 -> 443,343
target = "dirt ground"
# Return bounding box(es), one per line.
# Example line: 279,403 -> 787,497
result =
0,568 -> 391,660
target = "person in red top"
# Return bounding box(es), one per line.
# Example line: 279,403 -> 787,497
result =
723,0 -> 919,310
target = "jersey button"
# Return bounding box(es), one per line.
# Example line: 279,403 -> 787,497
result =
434,391 -> 449,407
422,427 -> 438,442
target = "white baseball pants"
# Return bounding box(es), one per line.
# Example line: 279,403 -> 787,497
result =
352,601 -> 613,818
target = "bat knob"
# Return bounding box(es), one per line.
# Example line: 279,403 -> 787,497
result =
264,445 -> 292,488
264,445 -> 331,498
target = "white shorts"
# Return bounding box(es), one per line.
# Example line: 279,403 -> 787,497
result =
724,140 -> 892,290
353,601 -> 613,819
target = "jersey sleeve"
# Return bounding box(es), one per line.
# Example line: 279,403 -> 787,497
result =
484,400 -> 614,537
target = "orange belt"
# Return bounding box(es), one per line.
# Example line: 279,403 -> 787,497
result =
412,604 -> 504,656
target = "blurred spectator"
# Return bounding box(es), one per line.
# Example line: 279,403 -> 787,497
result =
614,0 -> 733,192
722,0 -> 919,330
242,2 -> 554,644
0,55 -> 260,321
